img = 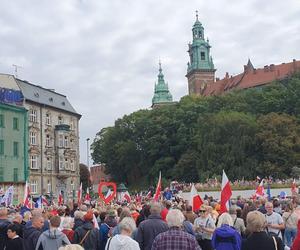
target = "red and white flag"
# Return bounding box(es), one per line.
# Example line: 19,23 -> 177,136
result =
255,179 -> 265,197
190,183 -> 203,212
220,170 -> 232,214
291,179 -> 298,194
77,182 -> 82,205
122,191 -> 131,203
58,190 -> 63,206
84,187 -> 91,202
23,181 -> 31,208
153,171 -> 162,202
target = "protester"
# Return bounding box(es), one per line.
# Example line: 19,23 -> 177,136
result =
212,212 -> 242,250
241,211 -> 284,250
73,210 -> 84,230
136,202 -> 168,250
61,217 -> 75,242
282,202 -> 298,247
184,205 -> 197,224
194,205 -> 215,250
5,223 -> 24,250
151,209 -> 200,250
35,215 -> 70,250
265,202 -> 285,239
0,207 -> 11,249
73,210 -> 102,250
105,217 -> 140,250
23,213 -> 44,250
229,207 -> 246,236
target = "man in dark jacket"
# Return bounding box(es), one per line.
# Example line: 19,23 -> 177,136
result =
74,210 -> 102,250
23,214 -> 44,250
0,207 -> 11,249
136,202 -> 169,250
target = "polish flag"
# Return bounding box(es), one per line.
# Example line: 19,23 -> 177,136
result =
58,191 -> 63,206
190,184 -> 203,212
23,181 -> 31,208
146,190 -> 152,199
291,179 -> 298,194
122,191 -> 131,203
220,170 -> 232,214
85,187 -> 91,202
105,188 -> 113,200
153,172 -> 162,202
77,182 -> 82,205
255,179 -> 265,197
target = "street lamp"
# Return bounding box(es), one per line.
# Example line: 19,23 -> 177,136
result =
86,138 -> 90,169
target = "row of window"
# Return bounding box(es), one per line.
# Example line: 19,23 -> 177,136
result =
30,155 -> 76,171
29,109 -> 75,130
29,132 -> 75,148
30,179 -> 75,194
0,167 -> 19,182
0,140 -> 19,156
0,114 -> 20,130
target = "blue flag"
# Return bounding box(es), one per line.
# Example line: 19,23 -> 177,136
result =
267,183 -> 271,201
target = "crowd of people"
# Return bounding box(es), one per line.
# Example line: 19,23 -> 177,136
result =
1,195 -> 300,250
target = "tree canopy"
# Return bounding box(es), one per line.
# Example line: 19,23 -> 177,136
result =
91,74 -> 300,187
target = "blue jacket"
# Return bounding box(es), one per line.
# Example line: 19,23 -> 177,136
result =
212,224 -> 242,250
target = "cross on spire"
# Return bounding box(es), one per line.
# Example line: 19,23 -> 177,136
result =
196,10 -> 199,21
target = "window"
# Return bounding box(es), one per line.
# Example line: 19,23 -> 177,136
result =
65,158 -> 69,170
201,52 -> 205,60
0,140 -> 4,155
29,109 -> 37,122
70,120 -> 74,130
70,160 -> 75,171
70,139 -> 74,149
64,136 -> 68,148
46,113 -> 51,125
47,157 -> 52,170
59,157 -> 64,170
58,116 -> 64,125
30,132 -> 37,145
0,167 -> 3,182
13,168 -> 18,182
13,142 -> 18,157
71,181 -> 74,191
59,134 -> 64,147
31,180 -> 38,194
0,114 -> 4,127
13,117 -> 19,130
30,155 -> 38,169
46,135 -> 50,147
47,180 -> 51,193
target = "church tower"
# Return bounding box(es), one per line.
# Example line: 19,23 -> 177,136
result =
152,62 -> 173,108
186,12 -> 216,95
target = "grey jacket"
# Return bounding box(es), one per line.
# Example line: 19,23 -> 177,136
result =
35,228 -> 70,250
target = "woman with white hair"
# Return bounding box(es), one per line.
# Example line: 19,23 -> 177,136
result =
212,212 -> 242,250
105,217 -> 140,250
241,211 -> 284,250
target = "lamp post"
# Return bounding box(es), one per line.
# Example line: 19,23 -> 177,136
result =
86,138 -> 90,169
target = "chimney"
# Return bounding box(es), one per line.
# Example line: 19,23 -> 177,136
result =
253,69 -> 257,74
293,59 -> 297,72
216,77 -> 220,81
225,72 -> 229,78
270,64 -> 275,72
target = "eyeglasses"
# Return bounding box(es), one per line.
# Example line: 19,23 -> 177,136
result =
199,210 -> 206,213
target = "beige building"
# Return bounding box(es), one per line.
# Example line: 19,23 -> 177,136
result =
15,78 -> 81,201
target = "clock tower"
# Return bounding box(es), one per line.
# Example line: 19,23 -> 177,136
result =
186,12 -> 216,95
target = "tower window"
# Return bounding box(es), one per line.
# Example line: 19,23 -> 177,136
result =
201,52 -> 205,60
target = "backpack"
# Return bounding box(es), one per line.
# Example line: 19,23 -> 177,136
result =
212,225 -> 242,250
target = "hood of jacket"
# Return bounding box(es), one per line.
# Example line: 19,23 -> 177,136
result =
215,224 -> 237,237
111,235 -> 135,248
23,225 -> 41,238
43,228 -> 66,240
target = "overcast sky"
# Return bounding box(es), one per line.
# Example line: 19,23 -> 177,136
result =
0,0 -> 299,165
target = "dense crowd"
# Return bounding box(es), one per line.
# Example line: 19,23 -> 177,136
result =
1,195 -> 300,250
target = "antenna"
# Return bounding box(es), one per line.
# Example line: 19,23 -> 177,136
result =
12,64 -> 23,78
